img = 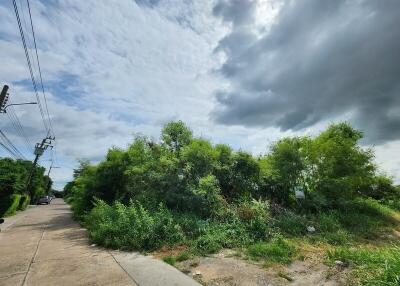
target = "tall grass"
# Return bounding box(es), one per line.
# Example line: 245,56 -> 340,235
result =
327,244 -> 400,285
247,235 -> 296,264
85,199 -> 184,251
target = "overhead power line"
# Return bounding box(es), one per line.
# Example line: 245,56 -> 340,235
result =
0,130 -> 26,160
25,0 -> 59,175
12,0 -> 50,135
0,142 -> 18,159
6,107 -> 33,154
10,0 -> 59,181
25,0 -> 55,137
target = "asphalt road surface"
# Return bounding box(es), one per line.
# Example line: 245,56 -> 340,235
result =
0,199 -> 199,286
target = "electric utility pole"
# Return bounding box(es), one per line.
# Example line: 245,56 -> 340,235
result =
1,85 -> 37,115
46,162 -> 60,192
0,85 -> 10,113
26,136 -> 54,198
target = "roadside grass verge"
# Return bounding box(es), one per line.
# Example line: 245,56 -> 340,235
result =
326,244 -> 400,285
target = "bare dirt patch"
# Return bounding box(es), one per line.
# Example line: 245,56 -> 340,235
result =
171,249 -> 348,286
152,245 -> 189,259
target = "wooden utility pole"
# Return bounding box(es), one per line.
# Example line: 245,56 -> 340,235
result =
26,136 -> 54,198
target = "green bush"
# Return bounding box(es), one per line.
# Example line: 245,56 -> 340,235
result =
174,213 -> 206,239
273,211 -> 309,236
237,199 -> 271,240
192,221 -> 250,255
247,235 -> 296,264
0,194 -> 22,217
192,175 -> 224,218
18,195 -> 30,211
385,199 -> 400,211
85,200 -> 184,251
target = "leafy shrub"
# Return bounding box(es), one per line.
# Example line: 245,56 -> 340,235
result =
192,221 -> 250,255
301,191 -> 329,212
385,199 -> 400,211
273,211 -> 309,236
361,175 -> 400,200
181,139 -> 216,179
193,232 -> 222,254
247,235 -> 296,264
174,213 -> 206,239
192,175 -> 224,217
0,194 -> 22,217
85,200 -> 184,251
237,199 -> 271,240
18,195 -> 30,211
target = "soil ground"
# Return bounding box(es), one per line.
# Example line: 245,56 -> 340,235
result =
154,248 -> 349,286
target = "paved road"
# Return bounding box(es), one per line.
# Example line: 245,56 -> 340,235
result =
0,199 -> 199,286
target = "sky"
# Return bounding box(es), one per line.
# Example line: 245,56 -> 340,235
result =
0,0 -> 399,189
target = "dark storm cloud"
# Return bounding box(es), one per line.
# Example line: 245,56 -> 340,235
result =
134,0 -> 160,8
212,0 -> 400,144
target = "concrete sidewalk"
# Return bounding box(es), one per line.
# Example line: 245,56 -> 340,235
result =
0,199 -> 200,286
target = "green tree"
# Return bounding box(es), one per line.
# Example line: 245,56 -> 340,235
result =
0,158 -> 47,206
181,138 -> 217,181
95,147 -> 128,203
230,151 -> 260,200
311,123 -> 375,201
214,144 -> 234,198
259,138 -> 306,205
193,175 -> 224,217
161,120 -> 192,154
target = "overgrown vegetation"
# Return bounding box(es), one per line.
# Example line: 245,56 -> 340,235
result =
64,121 -> 400,285
0,158 -> 52,216
327,245 -> 400,285
247,235 -> 296,264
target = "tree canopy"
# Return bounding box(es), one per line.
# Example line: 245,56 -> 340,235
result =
65,121 -> 398,218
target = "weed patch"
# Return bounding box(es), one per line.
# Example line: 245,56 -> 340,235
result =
162,256 -> 176,266
176,251 -> 191,262
85,200 -> 184,251
247,235 -> 296,264
327,244 -> 400,285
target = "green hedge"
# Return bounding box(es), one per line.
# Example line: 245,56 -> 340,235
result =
0,194 -> 22,217
18,195 -> 30,211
